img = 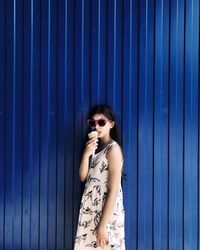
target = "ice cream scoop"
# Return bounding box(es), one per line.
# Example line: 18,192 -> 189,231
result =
88,130 -> 98,140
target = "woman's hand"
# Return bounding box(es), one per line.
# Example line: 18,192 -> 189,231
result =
94,225 -> 109,249
84,137 -> 98,157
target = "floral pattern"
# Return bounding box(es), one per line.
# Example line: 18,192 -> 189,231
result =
74,140 -> 125,250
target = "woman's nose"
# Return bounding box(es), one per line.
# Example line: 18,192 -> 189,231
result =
95,124 -> 100,130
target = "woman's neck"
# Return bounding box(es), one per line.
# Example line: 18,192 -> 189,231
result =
99,135 -> 113,146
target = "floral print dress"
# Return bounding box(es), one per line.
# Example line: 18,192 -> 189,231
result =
74,140 -> 125,250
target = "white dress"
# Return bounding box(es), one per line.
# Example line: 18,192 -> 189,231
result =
74,140 -> 125,250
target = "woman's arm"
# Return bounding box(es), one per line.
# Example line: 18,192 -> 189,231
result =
98,144 -> 123,227
79,153 -> 90,182
94,143 -> 123,247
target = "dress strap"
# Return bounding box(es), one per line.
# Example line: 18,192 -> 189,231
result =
104,140 -> 116,153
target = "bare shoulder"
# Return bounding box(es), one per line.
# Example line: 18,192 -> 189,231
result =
106,141 -> 124,162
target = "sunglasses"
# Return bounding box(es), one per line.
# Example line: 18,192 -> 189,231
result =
87,118 -> 110,128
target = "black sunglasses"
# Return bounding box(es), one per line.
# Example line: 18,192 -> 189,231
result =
87,118 -> 110,127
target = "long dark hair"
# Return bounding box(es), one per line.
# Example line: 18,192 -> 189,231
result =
86,104 -> 126,180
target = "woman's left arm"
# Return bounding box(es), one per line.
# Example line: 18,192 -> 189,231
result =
94,144 -> 123,247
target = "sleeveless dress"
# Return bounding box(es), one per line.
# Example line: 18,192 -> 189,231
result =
74,140 -> 125,250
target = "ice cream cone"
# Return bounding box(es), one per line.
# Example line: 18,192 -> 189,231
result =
88,131 -> 98,140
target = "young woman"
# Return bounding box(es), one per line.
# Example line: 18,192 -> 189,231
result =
74,104 -> 125,250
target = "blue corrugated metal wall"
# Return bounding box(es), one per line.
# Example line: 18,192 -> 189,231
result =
0,0 -> 199,249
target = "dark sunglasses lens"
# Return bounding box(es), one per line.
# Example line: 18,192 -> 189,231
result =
98,119 -> 106,126
88,120 -> 95,127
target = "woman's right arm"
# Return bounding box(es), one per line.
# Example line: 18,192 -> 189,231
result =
79,153 -> 90,182
79,137 -> 98,182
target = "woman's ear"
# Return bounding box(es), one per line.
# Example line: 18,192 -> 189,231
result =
110,121 -> 115,128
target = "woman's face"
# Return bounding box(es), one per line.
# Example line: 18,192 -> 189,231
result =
92,113 -> 115,138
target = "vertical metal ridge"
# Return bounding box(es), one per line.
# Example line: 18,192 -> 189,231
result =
154,0 -> 169,248
38,0 -> 42,246
97,0 -> 101,97
120,0 -> 124,142
47,0 -> 51,247
137,2 -> 140,247
198,0 -> 200,243
129,0 -> 132,116
169,0 -> 185,248
63,1 -> 68,248
56,0 -> 67,247
183,0 -> 187,244
128,0 -> 132,167
55,0 -> 59,245
105,0 -> 108,101
0,0 -> 6,248
144,2 -> 148,243
81,0 -> 84,104
152,0 -> 155,248
160,0 -> 164,242
72,0 -> 76,246
174,6 -> 179,199
161,0 -> 164,92
29,0 -> 33,247
197,1 -> 200,249
184,0 -> 199,248
122,1 -> 138,249
12,0 -> 16,249
113,0 -> 116,106
144,0 -> 148,245
167,1 -> 171,247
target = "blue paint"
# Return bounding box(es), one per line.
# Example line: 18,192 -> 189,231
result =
0,0 -> 199,249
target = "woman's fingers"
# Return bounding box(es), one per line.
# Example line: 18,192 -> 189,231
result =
96,237 -> 108,248
100,240 -> 108,249
86,137 -> 98,146
100,240 -> 107,248
94,227 -> 109,249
